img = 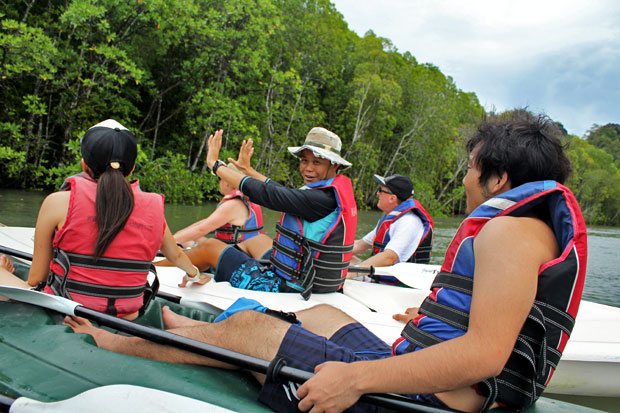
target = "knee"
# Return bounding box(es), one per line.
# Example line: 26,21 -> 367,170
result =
296,304 -> 354,337
195,238 -> 220,250
224,308 -> 270,326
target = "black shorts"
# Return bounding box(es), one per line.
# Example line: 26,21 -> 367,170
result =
258,323 -> 448,412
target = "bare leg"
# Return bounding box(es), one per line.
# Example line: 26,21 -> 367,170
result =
156,238 -> 229,272
295,304 -> 357,338
237,234 -> 273,259
63,308 -> 291,371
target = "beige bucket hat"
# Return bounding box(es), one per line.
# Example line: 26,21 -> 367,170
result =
288,127 -> 352,170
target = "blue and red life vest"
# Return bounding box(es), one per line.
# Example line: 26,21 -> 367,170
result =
46,174 -> 165,317
371,198 -> 434,283
214,189 -> 264,244
392,181 -> 587,409
270,174 -> 357,299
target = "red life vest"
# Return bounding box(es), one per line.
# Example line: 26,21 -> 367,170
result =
214,189 -> 264,244
393,181 -> 587,410
371,198 -> 434,283
270,174 -> 357,299
45,175 -> 165,316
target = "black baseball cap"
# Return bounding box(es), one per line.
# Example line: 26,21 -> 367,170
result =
80,119 -> 137,177
373,174 -> 414,201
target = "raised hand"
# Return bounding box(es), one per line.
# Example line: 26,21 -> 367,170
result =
228,138 -> 254,174
206,129 -> 224,169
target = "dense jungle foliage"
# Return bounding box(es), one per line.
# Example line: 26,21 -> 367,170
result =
1,0 -> 619,225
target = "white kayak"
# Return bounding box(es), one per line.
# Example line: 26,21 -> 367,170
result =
2,226 -> 619,397
8,385 -> 235,413
343,279 -> 620,397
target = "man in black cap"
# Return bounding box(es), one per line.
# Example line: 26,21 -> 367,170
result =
348,174 -> 434,283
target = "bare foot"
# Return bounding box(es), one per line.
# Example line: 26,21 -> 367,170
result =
162,306 -> 204,329
0,255 -> 15,274
63,315 -> 117,349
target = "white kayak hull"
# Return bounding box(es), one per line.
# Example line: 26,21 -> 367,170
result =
342,279 -> 620,397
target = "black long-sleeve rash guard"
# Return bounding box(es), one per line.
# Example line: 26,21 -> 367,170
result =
240,177 -> 337,223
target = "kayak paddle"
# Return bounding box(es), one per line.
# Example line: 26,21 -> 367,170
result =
0,285 -> 451,413
349,262 -> 439,290
1,244 -> 439,291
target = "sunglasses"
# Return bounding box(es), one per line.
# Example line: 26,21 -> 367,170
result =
377,188 -> 394,195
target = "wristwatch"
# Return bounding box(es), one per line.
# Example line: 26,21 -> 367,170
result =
211,160 -> 226,176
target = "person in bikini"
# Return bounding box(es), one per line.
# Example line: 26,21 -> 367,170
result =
65,110 -> 587,412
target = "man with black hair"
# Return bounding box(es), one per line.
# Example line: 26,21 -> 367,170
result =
348,174 -> 434,283
66,110 -> 587,412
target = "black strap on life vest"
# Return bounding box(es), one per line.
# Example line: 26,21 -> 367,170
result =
273,223 -> 352,300
400,270 -> 575,410
217,224 -> 265,244
372,240 -> 387,251
408,228 -> 434,264
47,248 -> 159,316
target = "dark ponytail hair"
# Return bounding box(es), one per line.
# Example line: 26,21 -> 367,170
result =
92,167 -> 134,259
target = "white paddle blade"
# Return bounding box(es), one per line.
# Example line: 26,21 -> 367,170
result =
9,384 -> 236,413
0,286 -> 79,316
371,263 -> 440,290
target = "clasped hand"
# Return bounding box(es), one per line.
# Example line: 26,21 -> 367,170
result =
296,361 -> 363,412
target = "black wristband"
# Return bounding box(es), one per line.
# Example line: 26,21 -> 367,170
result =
211,160 -> 226,176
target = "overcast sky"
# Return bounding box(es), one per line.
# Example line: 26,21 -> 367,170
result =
331,0 -> 619,137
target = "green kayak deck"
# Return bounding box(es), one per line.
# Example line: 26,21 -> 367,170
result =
0,298 -> 268,412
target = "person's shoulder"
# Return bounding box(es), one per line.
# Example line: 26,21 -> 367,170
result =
39,191 -> 70,219
482,215 -> 550,233
478,215 -> 558,262
44,190 -> 71,204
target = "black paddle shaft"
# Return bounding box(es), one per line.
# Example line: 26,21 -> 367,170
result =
0,245 -> 32,261
74,306 -> 449,413
0,244 -> 450,412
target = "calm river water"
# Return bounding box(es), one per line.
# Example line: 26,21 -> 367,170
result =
1,188 -> 618,308
0,188 -> 619,411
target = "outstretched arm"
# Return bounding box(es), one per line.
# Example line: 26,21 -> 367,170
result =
355,249 -> 398,268
297,216 -> 558,412
160,227 -> 208,287
173,200 -> 248,247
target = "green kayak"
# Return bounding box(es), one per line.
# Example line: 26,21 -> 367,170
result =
0,261 -> 601,412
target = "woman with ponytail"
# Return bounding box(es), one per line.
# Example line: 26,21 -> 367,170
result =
9,119 -> 200,320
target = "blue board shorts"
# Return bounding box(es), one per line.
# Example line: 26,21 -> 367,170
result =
215,246 -> 300,293
258,323 -> 449,412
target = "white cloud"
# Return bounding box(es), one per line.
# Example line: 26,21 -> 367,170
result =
331,0 -> 620,136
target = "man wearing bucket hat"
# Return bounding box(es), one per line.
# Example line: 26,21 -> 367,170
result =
348,173 -> 434,283
170,127 -> 357,299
